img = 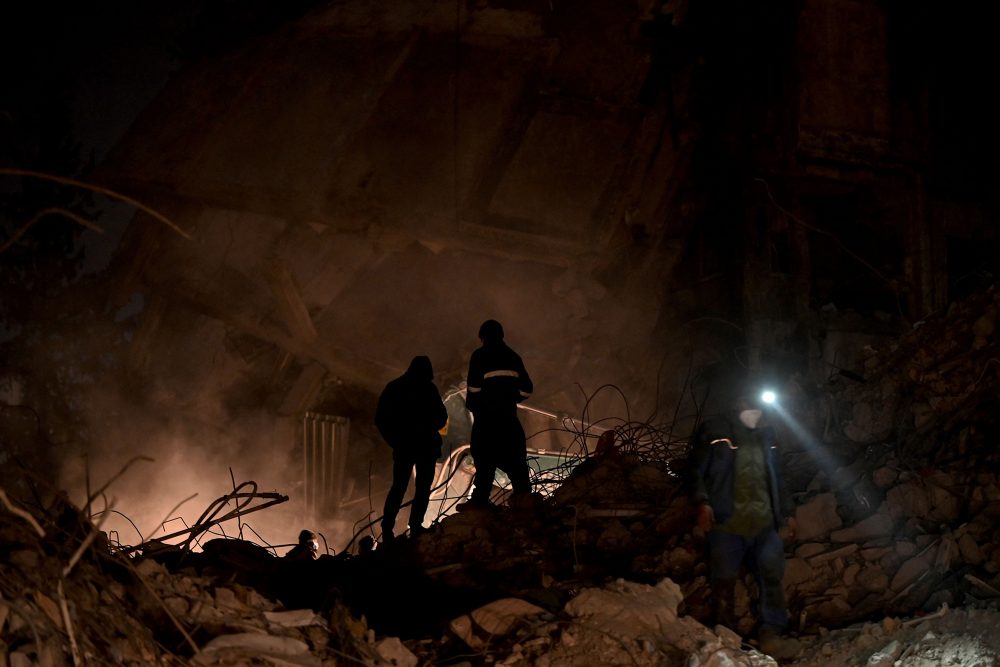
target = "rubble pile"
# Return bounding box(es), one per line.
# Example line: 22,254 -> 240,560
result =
768,285 -> 1000,630
5,284 -> 1000,666
787,604 -> 1000,667
1,489 -> 778,667
0,494 -> 382,666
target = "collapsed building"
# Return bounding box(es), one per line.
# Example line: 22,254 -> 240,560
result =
2,0 -> 999,665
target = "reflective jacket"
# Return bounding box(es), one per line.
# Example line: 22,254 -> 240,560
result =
465,341 -> 532,423
687,414 -> 792,530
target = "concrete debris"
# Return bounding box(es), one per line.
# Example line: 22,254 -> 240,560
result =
450,598 -> 547,649
373,636 -> 418,667
794,493 -> 842,541
4,283 -> 1000,665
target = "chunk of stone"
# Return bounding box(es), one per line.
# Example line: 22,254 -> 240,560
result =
795,543 -> 826,559
890,553 -> 935,592
809,544 -> 858,565
927,482 -> 960,523
470,598 -> 546,636
264,609 -> 323,628
958,533 -> 985,565
857,567 -> 889,593
830,513 -> 894,543
374,637 -> 418,667
795,493 -> 842,541
784,558 -> 813,589
886,482 -> 930,519
563,578 -> 699,648
866,639 -> 902,667
196,633 -> 313,662
214,587 -> 247,610
861,546 -> 892,561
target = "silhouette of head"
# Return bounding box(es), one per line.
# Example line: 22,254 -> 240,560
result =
298,529 -> 317,545
478,319 -> 504,343
406,355 -> 434,381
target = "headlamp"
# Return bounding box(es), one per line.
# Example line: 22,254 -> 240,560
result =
760,389 -> 777,405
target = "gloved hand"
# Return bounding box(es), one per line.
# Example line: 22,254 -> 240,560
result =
696,503 -> 715,533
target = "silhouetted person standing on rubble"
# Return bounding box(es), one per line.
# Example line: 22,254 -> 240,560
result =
376,355 -> 448,539
463,319 -> 533,508
687,383 -> 800,660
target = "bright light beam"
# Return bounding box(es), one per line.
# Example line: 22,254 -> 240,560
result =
761,390 -> 777,404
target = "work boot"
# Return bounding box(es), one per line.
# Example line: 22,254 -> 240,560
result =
757,628 -> 801,661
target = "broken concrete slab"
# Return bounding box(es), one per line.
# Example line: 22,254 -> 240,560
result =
795,493 -> 843,541
830,513 -> 894,543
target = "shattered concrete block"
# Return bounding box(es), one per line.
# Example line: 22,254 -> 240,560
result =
813,596 -> 852,622
857,567 -> 889,593
843,563 -> 861,586
886,482 -> 931,519
450,615 -> 482,650
564,578 -> 692,646
135,558 -> 168,579
195,633 -> 316,664
374,637 -> 418,667
890,553 -> 935,592
784,558 -> 813,588
715,624 -> 742,649
795,543 -> 827,559
865,639 -> 902,667
861,546 -> 892,561
795,493 -> 842,541
830,513 -> 894,543
470,598 -> 546,636
163,596 -> 189,618
808,544 -> 858,566
958,533 -> 985,565
214,586 -> 247,610
895,541 -> 916,557
927,482 -> 960,523
264,609 -> 323,628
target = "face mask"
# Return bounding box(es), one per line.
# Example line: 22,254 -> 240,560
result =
739,409 -> 763,429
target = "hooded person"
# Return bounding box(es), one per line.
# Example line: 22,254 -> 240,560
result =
375,355 -> 448,539
285,530 -> 320,560
463,320 -> 533,508
686,379 -> 800,659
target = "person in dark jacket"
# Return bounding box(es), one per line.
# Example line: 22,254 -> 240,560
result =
376,355 -> 449,539
464,320 -> 533,507
687,389 -> 799,658
285,530 -> 320,560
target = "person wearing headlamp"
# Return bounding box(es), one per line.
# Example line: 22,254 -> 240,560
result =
687,384 -> 799,659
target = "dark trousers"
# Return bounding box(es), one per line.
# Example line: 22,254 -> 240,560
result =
470,444 -> 530,504
382,453 -> 436,535
708,527 -> 788,631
